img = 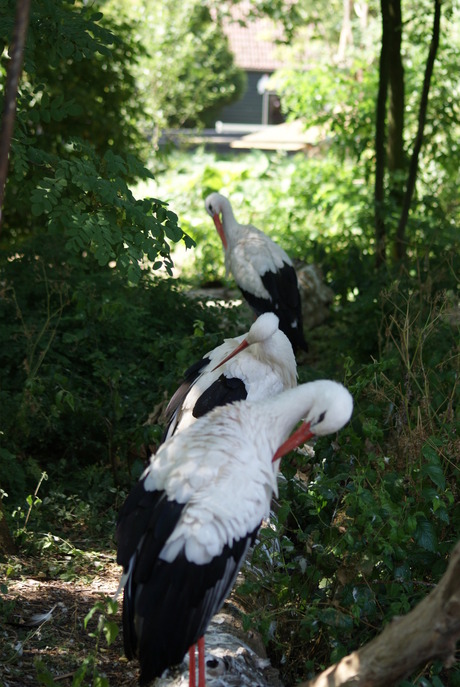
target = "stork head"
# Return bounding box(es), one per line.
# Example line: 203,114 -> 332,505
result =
212,313 -> 280,371
272,381 -> 353,462
204,192 -> 229,249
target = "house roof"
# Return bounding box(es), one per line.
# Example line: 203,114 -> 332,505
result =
230,120 -> 323,151
221,2 -> 286,71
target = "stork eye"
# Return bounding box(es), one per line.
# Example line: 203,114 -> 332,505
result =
318,410 -> 326,423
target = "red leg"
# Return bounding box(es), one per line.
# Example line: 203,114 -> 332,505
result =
189,645 -> 196,687
198,636 -> 206,687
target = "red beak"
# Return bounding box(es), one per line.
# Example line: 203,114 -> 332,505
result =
213,213 -> 228,249
272,421 -> 314,462
212,339 -> 249,371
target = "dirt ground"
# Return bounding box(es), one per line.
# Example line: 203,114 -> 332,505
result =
0,555 -> 140,687
0,553 -> 282,687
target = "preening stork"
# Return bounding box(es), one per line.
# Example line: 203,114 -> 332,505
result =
162,312 -> 297,441
116,380 -> 353,687
205,192 -> 308,354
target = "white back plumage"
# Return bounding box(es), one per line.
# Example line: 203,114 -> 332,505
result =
164,313 -> 297,439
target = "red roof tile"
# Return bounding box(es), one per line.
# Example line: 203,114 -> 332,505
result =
221,2 -> 286,71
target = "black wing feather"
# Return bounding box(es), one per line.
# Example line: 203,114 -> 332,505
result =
116,480 -> 185,663
163,357 -> 211,424
240,262 -> 308,352
192,374 -> 247,419
134,527 -> 259,686
116,475 -> 260,685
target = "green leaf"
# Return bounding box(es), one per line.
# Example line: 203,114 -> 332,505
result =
414,517 -> 438,552
34,658 -> 60,686
183,234 -> 196,249
102,619 -> 119,646
164,222 -> 183,242
71,660 -> 91,687
421,443 -> 438,461
421,462 -> 446,490
421,444 -> 446,490
93,677 -> 109,687
317,607 -> 353,630
84,604 -> 100,628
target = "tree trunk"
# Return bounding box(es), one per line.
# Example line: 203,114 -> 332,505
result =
395,0 -> 441,260
374,0 -> 390,268
358,1 -> 368,31
337,0 -> 354,61
0,0 -> 31,232
0,499 -> 17,555
386,0 -> 405,174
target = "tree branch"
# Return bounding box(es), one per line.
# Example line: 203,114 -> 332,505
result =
0,0 -> 32,232
394,0 -> 441,261
299,538 -> 460,687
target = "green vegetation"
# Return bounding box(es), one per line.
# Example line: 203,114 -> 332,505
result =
0,0 -> 459,685
102,0 -> 246,134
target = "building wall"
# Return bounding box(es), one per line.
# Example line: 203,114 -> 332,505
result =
217,71 -> 265,125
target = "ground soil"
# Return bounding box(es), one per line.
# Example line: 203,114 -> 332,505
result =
0,552 -> 281,687
0,554 -> 139,687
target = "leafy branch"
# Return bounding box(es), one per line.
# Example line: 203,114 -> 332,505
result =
28,141 -> 194,284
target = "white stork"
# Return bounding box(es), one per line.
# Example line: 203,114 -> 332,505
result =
116,380 -> 353,687
162,312 -> 297,441
205,192 -> 308,353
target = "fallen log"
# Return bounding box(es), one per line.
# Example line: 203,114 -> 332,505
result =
155,603 -> 284,687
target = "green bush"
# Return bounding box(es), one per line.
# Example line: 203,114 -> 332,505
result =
0,237 -> 236,505
237,278 -> 459,686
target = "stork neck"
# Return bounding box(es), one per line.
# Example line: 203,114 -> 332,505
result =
250,344 -> 287,387
253,337 -> 297,389
220,200 -> 240,245
261,386 -> 313,439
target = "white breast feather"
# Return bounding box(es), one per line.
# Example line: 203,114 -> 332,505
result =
227,355 -> 286,399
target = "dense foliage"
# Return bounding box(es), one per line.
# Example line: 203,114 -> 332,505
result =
0,236 -> 234,498
102,0 -> 246,132
0,0 -> 459,685
271,0 -> 458,258
0,0 -> 192,281
2,145 -> 458,686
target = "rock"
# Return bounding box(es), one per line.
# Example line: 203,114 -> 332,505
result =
295,264 -> 334,330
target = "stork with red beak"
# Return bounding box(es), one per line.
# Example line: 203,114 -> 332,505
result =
116,380 -> 353,686
205,192 -> 308,354
162,312 -> 297,441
